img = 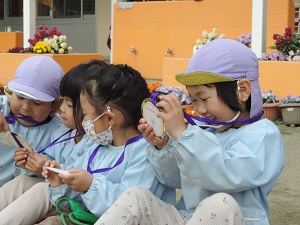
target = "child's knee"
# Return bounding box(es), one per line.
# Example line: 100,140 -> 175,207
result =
193,193 -> 245,225
125,186 -> 149,197
14,174 -> 28,183
200,192 -> 240,209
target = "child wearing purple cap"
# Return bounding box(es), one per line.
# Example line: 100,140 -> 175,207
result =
0,61 -> 109,224
0,56 -> 64,187
94,39 -> 284,225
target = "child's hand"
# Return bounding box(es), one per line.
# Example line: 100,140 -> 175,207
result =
42,160 -> 64,187
26,153 -> 48,174
14,148 -> 29,168
138,118 -> 168,150
0,112 -> 10,132
59,168 -> 93,192
156,94 -> 186,140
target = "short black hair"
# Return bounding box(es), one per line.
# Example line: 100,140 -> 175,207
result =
82,62 -> 150,129
60,61 -> 107,133
212,81 -> 251,113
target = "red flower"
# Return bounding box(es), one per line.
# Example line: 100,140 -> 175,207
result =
270,27 -> 300,55
273,34 -> 279,40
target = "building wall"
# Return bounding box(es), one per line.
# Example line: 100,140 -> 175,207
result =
112,0 -> 295,80
0,1 -> 112,56
0,17 -> 97,53
96,0 -> 111,59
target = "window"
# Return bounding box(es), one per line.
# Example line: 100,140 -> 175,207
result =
0,0 -> 4,20
83,0 -> 95,15
38,0 -> 51,17
37,0 -> 95,18
9,0 -> 23,17
53,0 -> 81,18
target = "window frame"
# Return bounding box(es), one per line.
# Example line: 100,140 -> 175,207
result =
36,0 -> 95,20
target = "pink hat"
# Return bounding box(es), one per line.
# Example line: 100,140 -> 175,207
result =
8,56 -> 64,102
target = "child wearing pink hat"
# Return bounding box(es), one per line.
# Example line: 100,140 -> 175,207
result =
94,39 -> 284,225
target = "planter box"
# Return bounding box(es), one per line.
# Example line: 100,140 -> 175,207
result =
0,32 -> 23,53
0,53 -> 101,85
279,103 -> 300,126
263,102 -> 282,121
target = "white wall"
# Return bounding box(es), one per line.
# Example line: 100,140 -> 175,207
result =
96,0 -> 111,58
0,1 -> 112,56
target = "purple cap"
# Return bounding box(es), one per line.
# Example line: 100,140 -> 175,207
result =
8,56 -> 64,102
175,38 -> 262,118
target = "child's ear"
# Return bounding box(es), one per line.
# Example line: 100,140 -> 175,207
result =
106,111 -> 116,127
50,98 -> 63,117
237,79 -> 251,102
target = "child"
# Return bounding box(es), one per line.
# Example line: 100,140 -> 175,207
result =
94,39 -> 285,225
40,63 -> 174,224
0,62 -> 106,225
0,56 -> 64,187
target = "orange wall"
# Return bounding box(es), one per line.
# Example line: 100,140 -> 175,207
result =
0,53 -> 101,85
0,32 -> 23,53
113,0 -> 294,80
162,58 -> 299,99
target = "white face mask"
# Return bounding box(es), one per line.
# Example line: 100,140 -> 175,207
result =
82,106 -> 113,145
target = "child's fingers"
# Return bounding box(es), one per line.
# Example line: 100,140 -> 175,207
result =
16,160 -> 26,167
14,154 -> 27,162
43,160 -> 52,167
139,118 -> 147,124
0,113 -> 10,132
14,148 -> 28,162
42,169 -> 49,178
50,161 -> 60,168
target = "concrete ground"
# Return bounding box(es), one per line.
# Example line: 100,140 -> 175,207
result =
268,123 -> 300,225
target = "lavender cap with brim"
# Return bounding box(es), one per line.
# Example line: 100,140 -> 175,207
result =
8,56 -> 64,102
175,38 -> 262,118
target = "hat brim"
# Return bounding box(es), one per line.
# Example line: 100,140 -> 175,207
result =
8,80 -> 55,102
4,86 -> 12,99
176,72 -> 233,86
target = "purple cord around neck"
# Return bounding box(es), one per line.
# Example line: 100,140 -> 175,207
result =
150,91 -> 263,128
5,115 -> 39,125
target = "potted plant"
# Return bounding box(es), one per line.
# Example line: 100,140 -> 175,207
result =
260,27 -> 300,61
193,28 -> 226,54
279,95 -> 300,126
237,32 -> 252,48
262,90 -> 281,121
147,84 -> 196,115
0,83 -> 4,95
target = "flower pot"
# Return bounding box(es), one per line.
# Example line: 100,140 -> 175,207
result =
263,102 -> 282,121
279,103 -> 300,126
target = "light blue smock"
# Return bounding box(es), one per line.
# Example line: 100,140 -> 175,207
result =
47,138 -> 175,217
147,119 -> 284,225
0,111 -> 63,187
14,127 -> 94,177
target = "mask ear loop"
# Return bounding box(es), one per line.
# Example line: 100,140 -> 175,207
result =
237,80 -> 242,99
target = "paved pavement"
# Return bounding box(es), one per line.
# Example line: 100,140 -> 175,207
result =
268,124 -> 300,225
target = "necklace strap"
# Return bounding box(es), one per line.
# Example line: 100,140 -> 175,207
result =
87,134 -> 143,174
37,129 -> 84,153
5,115 -> 39,125
183,110 -> 263,128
